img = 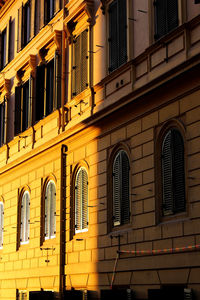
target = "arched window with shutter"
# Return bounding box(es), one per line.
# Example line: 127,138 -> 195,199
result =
20,191 -> 30,244
161,129 -> 185,216
112,150 -> 130,227
75,167 -> 88,233
44,180 -> 56,240
0,202 -> 4,249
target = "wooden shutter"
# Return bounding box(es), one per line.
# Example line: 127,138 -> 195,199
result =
0,203 -> 3,247
162,130 -> 174,215
118,0 -> 127,67
109,0 -> 118,72
81,169 -> 88,230
15,86 -> 22,135
54,52 -> 61,109
72,35 -> 81,97
49,182 -> 56,237
0,101 -> 5,146
35,65 -> 45,122
121,151 -> 130,224
28,75 -> 33,128
113,153 -> 121,226
8,18 -> 11,63
75,170 -> 81,232
30,0 -> 35,40
39,0 -> 45,29
154,0 -> 167,39
167,0 -> 178,33
172,130 -> 185,213
81,30 -> 88,92
17,6 -> 23,52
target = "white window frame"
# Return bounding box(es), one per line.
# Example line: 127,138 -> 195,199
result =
75,167 -> 88,234
44,180 -> 56,240
0,202 -> 4,249
20,191 -> 30,245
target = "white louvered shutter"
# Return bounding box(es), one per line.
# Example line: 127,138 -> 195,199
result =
50,181 -> 56,238
25,192 -> 30,242
0,203 -> 3,248
121,151 -> 130,224
45,184 -> 49,238
82,169 -> 88,230
20,194 -> 25,242
113,153 -> 121,226
75,170 -> 81,232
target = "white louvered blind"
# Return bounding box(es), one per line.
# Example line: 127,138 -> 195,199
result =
20,191 -> 30,244
45,180 -> 56,239
0,203 -> 4,248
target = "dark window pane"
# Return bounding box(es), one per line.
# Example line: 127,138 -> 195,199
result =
1,28 -> 7,68
46,60 -> 54,116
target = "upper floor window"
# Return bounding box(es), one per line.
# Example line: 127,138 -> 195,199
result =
75,167 -> 88,233
40,0 -> 62,29
0,202 -> 4,249
71,30 -> 88,98
1,28 -> 7,69
15,78 -> 32,135
17,1 -> 31,51
112,150 -> 130,227
108,0 -> 127,72
154,0 -> 178,40
45,0 -> 54,23
35,53 -> 61,122
44,180 -> 56,240
161,128 -> 185,216
20,191 -> 30,244
0,99 -> 6,147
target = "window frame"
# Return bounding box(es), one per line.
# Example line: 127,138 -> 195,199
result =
74,166 -> 89,234
155,120 -> 187,223
108,144 -> 131,232
0,201 -> 4,249
19,190 -> 30,245
43,179 -> 56,240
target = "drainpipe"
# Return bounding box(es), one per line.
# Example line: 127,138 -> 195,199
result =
60,144 -> 68,297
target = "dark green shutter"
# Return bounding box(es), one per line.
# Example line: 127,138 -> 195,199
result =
109,0 -> 118,72
81,30 -> 88,92
0,102 -> 5,146
167,0 -> 178,33
15,86 -> 22,135
172,130 -> 185,213
35,65 -> 45,122
81,169 -> 88,230
162,130 -> 173,215
17,6 -> 23,52
121,151 -> 130,224
30,0 -> 35,40
113,153 -> 121,226
72,35 -> 81,97
28,75 -> 33,127
118,0 -> 127,67
54,52 -> 61,109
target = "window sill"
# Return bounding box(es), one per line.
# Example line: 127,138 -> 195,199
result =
109,222 -> 132,237
158,212 -> 189,225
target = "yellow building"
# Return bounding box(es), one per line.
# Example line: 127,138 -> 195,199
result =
0,0 -> 200,299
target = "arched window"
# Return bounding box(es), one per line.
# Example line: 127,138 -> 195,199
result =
162,128 -> 185,216
44,180 -> 56,239
0,202 -> 4,248
112,150 -> 130,227
75,167 -> 88,233
20,191 -> 30,244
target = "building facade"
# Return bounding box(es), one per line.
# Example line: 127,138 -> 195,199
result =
0,0 -> 200,299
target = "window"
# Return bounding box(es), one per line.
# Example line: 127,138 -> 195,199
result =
112,150 -> 130,227
71,30 -> 88,98
45,0 -> 54,23
161,128 -> 185,216
154,0 -> 178,40
1,28 -> 7,70
0,202 -> 4,249
17,1 -> 31,51
108,0 -> 127,72
40,0 -> 61,29
44,180 -> 56,240
8,18 -> 15,63
15,78 -> 32,135
20,191 -> 30,244
75,167 -> 88,233
0,99 -> 6,147
35,54 -> 61,122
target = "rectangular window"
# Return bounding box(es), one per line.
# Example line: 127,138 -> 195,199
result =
0,100 -> 6,147
1,28 -> 7,70
8,19 -> 15,63
23,1 -> 31,46
15,79 -> 32,135
71,30 -> 88,98
108,0 -> 127,73
154,0 -> 178,40
45,0 -> 54,23
35,54 -> 61,122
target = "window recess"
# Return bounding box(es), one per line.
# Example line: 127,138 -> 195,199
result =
154,0 -> 179,40
108,0 -> 127,73
15,77 -> 33,135
35,52 -> 61,122
39,0 -> 61,29
71,29 -> 89,98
